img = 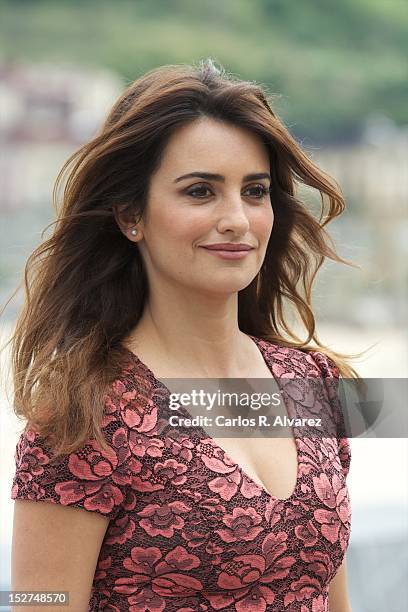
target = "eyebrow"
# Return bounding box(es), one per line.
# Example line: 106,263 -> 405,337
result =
174,171 -> 271,183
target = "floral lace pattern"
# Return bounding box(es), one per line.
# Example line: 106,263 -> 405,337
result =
11,336 -> 351,611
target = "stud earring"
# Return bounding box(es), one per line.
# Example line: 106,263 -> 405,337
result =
130,228 -> 138,236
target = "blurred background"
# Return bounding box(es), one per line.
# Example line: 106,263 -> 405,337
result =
0,1 -> 407,610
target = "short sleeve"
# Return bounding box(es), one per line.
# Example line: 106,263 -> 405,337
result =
336,435 -> 351,479
10,386 -> 139,520
308,349 -> 351,479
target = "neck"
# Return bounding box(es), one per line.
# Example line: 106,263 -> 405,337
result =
126,283 -> 252,377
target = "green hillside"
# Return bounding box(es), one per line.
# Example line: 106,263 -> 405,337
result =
1,0 -> 407,143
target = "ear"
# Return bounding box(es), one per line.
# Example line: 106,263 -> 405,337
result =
113,204 -> 143,241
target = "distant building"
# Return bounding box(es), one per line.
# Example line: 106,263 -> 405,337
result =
0,60 -> 124,210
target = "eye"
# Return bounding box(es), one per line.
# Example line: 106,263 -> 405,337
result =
185,183 -> 271,200
245,184 -> 270,198
186,184 -> 213,198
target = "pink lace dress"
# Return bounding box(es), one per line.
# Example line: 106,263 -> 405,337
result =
11,335 -> 351,611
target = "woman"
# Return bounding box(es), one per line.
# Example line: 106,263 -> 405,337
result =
8,59 -> 358,611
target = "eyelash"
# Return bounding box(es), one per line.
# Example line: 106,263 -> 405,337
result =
185,184 -> 271,200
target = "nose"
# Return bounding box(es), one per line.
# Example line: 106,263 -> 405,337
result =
215,196 -> 250,235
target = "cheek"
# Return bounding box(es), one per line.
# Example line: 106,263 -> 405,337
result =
146,216 -> 201,263
145,207 -> 184,243
159,209 -> 209,245
254,207 -> 274,240
265,203 -> 274,226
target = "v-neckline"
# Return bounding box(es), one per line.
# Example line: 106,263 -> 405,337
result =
120,333 -> 301,503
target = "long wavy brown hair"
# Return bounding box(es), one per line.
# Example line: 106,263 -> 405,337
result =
2,58 -> 364,459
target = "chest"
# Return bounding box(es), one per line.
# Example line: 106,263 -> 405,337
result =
162,366 -> 298,501
209,434 -> 299,500
98,428 -> 351,609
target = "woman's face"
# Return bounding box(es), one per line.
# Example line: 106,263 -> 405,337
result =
134,117 -> 273,296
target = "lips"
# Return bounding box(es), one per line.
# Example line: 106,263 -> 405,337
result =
200,244 -> 254,251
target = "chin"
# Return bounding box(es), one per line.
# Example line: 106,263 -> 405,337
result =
196,276 -> 254,295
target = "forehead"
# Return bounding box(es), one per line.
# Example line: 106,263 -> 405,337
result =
157,118 -> 270,176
